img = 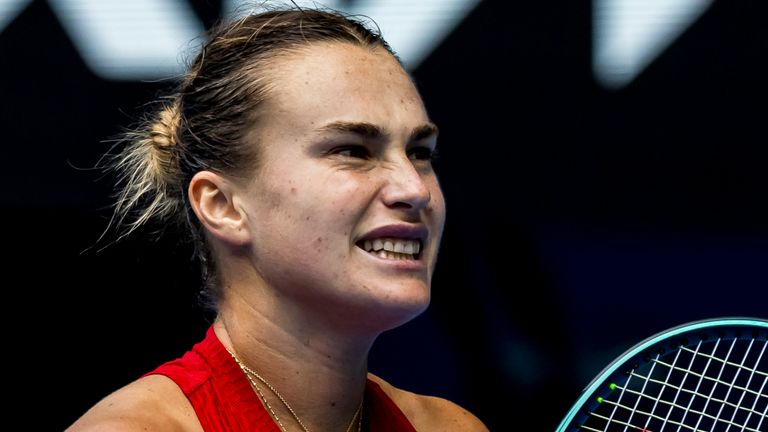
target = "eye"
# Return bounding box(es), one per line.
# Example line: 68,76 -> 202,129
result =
330,145 -> 370,159
408,146 -> 437,161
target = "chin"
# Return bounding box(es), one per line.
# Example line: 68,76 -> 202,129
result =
368,290 -> 431,331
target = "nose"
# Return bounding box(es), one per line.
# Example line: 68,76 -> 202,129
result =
380,155 -> 432,212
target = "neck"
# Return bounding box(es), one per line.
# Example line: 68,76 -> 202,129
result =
214,300 -> 373,431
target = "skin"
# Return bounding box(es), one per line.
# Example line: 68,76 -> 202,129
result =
67,42 -> 488,432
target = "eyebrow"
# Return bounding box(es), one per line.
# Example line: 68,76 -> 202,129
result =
318,121 -> 439,142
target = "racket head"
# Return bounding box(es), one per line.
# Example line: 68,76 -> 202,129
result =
556,317 -> 768,432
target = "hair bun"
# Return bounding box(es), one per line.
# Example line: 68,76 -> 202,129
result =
150,104 -> 181,148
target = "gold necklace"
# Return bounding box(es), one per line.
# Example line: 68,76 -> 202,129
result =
228,350 -> 363,432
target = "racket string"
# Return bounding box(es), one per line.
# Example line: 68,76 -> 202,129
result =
720,339 -> 767,431
581,337 -> 768,432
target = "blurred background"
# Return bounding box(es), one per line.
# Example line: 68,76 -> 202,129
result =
2,0 -> 766,430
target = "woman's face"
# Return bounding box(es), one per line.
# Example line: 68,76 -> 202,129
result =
237,42 -> 445,330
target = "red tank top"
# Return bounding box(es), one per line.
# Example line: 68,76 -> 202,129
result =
145,326 -> 417,432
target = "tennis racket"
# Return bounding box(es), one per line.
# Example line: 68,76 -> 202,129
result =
556,317 -> 768,432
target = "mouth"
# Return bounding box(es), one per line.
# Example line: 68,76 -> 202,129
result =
355,238 -> 422,261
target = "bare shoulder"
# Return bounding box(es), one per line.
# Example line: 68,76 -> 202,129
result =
66,375 -> 202,432
367,373 -> 489,432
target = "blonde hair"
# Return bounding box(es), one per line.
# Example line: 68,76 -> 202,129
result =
111,102 -> 182,237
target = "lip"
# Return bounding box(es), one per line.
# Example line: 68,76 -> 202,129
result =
355,223 -> 429,270
356,223 -> 428,245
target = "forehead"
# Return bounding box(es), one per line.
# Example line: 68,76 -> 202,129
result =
273,41 -> 408,84
264,42 -> 425,117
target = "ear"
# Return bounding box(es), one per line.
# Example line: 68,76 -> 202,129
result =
188,171 -> 250,247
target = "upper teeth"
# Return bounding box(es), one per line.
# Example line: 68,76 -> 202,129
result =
363,238 -> 421,255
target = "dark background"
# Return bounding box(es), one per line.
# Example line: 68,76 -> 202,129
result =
2,1 -> 767,430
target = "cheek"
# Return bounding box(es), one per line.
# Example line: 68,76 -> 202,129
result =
287,176 -> 374,238
312,173 -> 376,211
251,169 -> 377,245
287,181 -> 372,273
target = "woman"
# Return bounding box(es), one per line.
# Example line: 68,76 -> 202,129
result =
68,4 -> 488,432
